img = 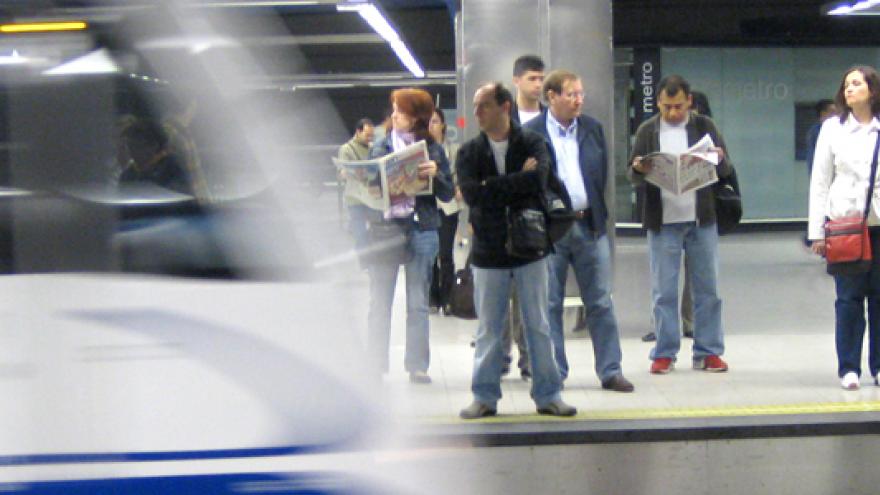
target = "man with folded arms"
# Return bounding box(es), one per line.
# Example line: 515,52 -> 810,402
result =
457,82 -> 576,419
628,75 -> 732,375
525,70 -> 634,393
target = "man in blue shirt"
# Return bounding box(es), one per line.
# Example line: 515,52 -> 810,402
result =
525,70 -> 634,393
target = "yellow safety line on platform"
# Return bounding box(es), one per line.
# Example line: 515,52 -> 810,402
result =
423,401 -> 880,424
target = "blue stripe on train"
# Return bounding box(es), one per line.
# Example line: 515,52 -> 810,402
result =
0,443 -> 336,466
0,471 -> 383,494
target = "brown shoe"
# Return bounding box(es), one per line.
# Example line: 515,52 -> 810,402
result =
601,374 -> 635,393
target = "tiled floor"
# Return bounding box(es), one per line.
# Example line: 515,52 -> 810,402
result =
363,231 -> 880,424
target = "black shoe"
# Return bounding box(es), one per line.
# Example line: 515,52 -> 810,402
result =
642,332 -> 657,342
501,364 -> 511,376
537,399 -> 577,417
520,368 -> 531,381
683,328 -> 694,339
409,371 -> 431,384
601,374 -> 635,393
460,401 -> 497,419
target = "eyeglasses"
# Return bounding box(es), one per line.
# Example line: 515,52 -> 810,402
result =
563,91 -> 585,100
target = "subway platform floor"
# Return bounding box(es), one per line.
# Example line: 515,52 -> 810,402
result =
355,231 -> 880,427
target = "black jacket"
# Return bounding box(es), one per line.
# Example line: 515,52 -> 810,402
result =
524,110 -> 610,235
510,100 -> 545,127
457,123 -> 551,268
627,113 -> 733,232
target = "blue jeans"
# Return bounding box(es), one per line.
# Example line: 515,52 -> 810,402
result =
367,228 -> 439,374
833,229 -> 880,378
547,221 -> 623,381
471,258 -> 562,408
347,204 -> 370,252
648,222 -> 724,362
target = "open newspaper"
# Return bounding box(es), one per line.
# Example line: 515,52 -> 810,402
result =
643,134 -> 719,195
332,140 -> 432,212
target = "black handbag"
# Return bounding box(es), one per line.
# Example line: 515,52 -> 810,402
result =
506,207 -> 549,259
545,171 -> 575,243
360,218 -> 413,266
714,166 -> 742,235
448,256 -> 477,319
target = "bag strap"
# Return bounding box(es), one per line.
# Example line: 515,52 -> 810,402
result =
862,132 -> 880,220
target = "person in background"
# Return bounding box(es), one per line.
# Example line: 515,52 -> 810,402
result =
809,66 -> 880,390
367,89 -> 453,385
806,99 -> 837,175
629,75 -> 732,375
119,119 -> 193,196
804,99 -> 837,247
337,118 -> 375,252
429,109 -> 463,315
500,54 -> 547,380
511,54 -> 546,126
163,94 -> 211,205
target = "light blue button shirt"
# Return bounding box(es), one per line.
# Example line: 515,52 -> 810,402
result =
546,112 -> 588,211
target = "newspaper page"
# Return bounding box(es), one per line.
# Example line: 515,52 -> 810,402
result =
384,140 -> 432,213
643,134 -> 719,195
332,156 -> 386,210
333,140 -> 431,211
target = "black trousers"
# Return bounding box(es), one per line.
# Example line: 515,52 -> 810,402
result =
430,210 -> 459,307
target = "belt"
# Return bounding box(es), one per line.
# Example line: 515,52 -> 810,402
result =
573,208 -> 591,220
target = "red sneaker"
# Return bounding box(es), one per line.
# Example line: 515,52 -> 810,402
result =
650,357 -> 674,374
694,355 -> 728,372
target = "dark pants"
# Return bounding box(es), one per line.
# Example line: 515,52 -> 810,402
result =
502,285 -> 529,373
431,210 -> 459,308
833,228 -> 880,378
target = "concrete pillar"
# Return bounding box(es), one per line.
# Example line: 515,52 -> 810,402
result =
457,0 -> 616,227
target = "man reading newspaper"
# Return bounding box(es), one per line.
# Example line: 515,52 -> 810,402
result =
627,74 -> 734,376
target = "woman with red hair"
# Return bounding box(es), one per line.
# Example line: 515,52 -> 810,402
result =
366,88 -> 454,384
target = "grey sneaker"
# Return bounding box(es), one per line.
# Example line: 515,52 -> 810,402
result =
409,371 -> 431,384
537,399 -> 577,417
460,401 -> 497,419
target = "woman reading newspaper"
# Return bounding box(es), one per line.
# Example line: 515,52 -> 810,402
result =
366,88 -> 454,384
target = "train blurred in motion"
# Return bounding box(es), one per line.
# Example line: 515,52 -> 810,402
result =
0,1 -> 401,493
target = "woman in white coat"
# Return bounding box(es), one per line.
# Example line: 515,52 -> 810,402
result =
809,65 -> 880,390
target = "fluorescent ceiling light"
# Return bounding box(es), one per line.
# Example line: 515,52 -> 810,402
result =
826,0 -> 880,15
194,1 -> 325,7
0,21 -> 87,33
138,35 -> 241,54
0,49 -> 27,65
43,48 -> 119,75
337,2 -> 425,78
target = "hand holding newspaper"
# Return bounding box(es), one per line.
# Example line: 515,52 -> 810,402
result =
643,134 -> 719,195
332,140 -> 432,212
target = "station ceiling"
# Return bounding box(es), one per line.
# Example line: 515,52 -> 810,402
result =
4,1 -> 867,85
